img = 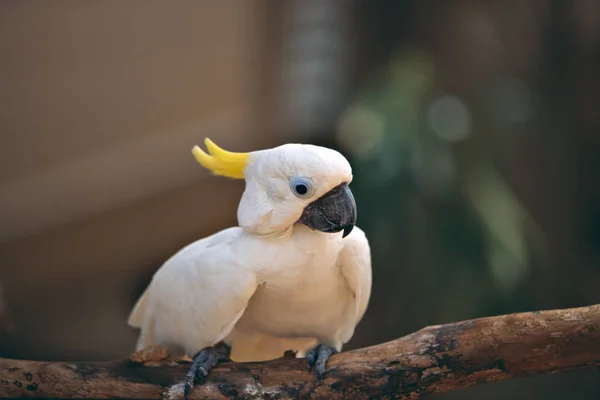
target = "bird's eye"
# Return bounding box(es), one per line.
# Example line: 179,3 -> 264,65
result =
290,177 -> 314,198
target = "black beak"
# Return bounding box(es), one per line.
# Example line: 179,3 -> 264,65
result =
298,183 -> 357,238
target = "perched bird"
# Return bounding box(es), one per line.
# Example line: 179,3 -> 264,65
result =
127,138 -> 372,398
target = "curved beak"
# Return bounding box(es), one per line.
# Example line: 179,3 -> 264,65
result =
298,183 -> 357,238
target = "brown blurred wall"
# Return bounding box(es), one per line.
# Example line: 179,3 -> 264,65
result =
0,0 -> 280,360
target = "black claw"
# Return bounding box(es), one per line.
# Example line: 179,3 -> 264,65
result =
183,368 -> 196,400
183,343 -> 231,400
306,344 -> 338,380
212,341 -> 232,362
315,346 -> 334,379
307,348 -> 318,369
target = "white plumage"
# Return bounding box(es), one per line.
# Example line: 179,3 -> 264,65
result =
128,140 -> 372,366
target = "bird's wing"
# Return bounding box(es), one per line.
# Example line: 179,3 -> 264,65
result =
127,227 -> 259,357
338,226 -> 372,344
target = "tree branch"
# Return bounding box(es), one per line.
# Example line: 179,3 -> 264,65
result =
2,304 -> 600,399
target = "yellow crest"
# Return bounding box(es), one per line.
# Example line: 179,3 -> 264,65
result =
192,138 -> 250,179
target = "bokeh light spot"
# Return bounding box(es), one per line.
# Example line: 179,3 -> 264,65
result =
427,94 -> 472,142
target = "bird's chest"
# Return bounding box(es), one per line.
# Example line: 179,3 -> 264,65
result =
237,240 -> 352,338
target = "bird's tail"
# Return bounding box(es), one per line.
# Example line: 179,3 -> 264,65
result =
127,289 -> 149,328
127,289 -> 158,351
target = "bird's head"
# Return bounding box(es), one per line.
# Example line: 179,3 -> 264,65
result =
192,138 -> 356,237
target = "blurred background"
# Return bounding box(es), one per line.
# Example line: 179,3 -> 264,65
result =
1,0 -> 599,398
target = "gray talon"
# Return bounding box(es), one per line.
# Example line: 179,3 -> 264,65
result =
306,344 -> 338,380
183,343 -> 231,400
307,348 -> 318,369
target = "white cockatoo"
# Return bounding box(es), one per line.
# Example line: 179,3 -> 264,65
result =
127,138 -> 372,398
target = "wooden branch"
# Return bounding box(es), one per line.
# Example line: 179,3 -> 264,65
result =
2,304 -> 600,399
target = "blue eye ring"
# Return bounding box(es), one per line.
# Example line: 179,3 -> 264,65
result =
290,176 -> 314,198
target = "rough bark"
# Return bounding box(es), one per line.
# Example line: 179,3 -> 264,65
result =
1,304 -> 600,399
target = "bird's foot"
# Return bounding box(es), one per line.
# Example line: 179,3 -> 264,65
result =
307,343 -> 338,380
183,342 -> 231,400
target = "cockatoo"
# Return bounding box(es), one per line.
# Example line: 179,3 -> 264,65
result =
127,138 -> 372,399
